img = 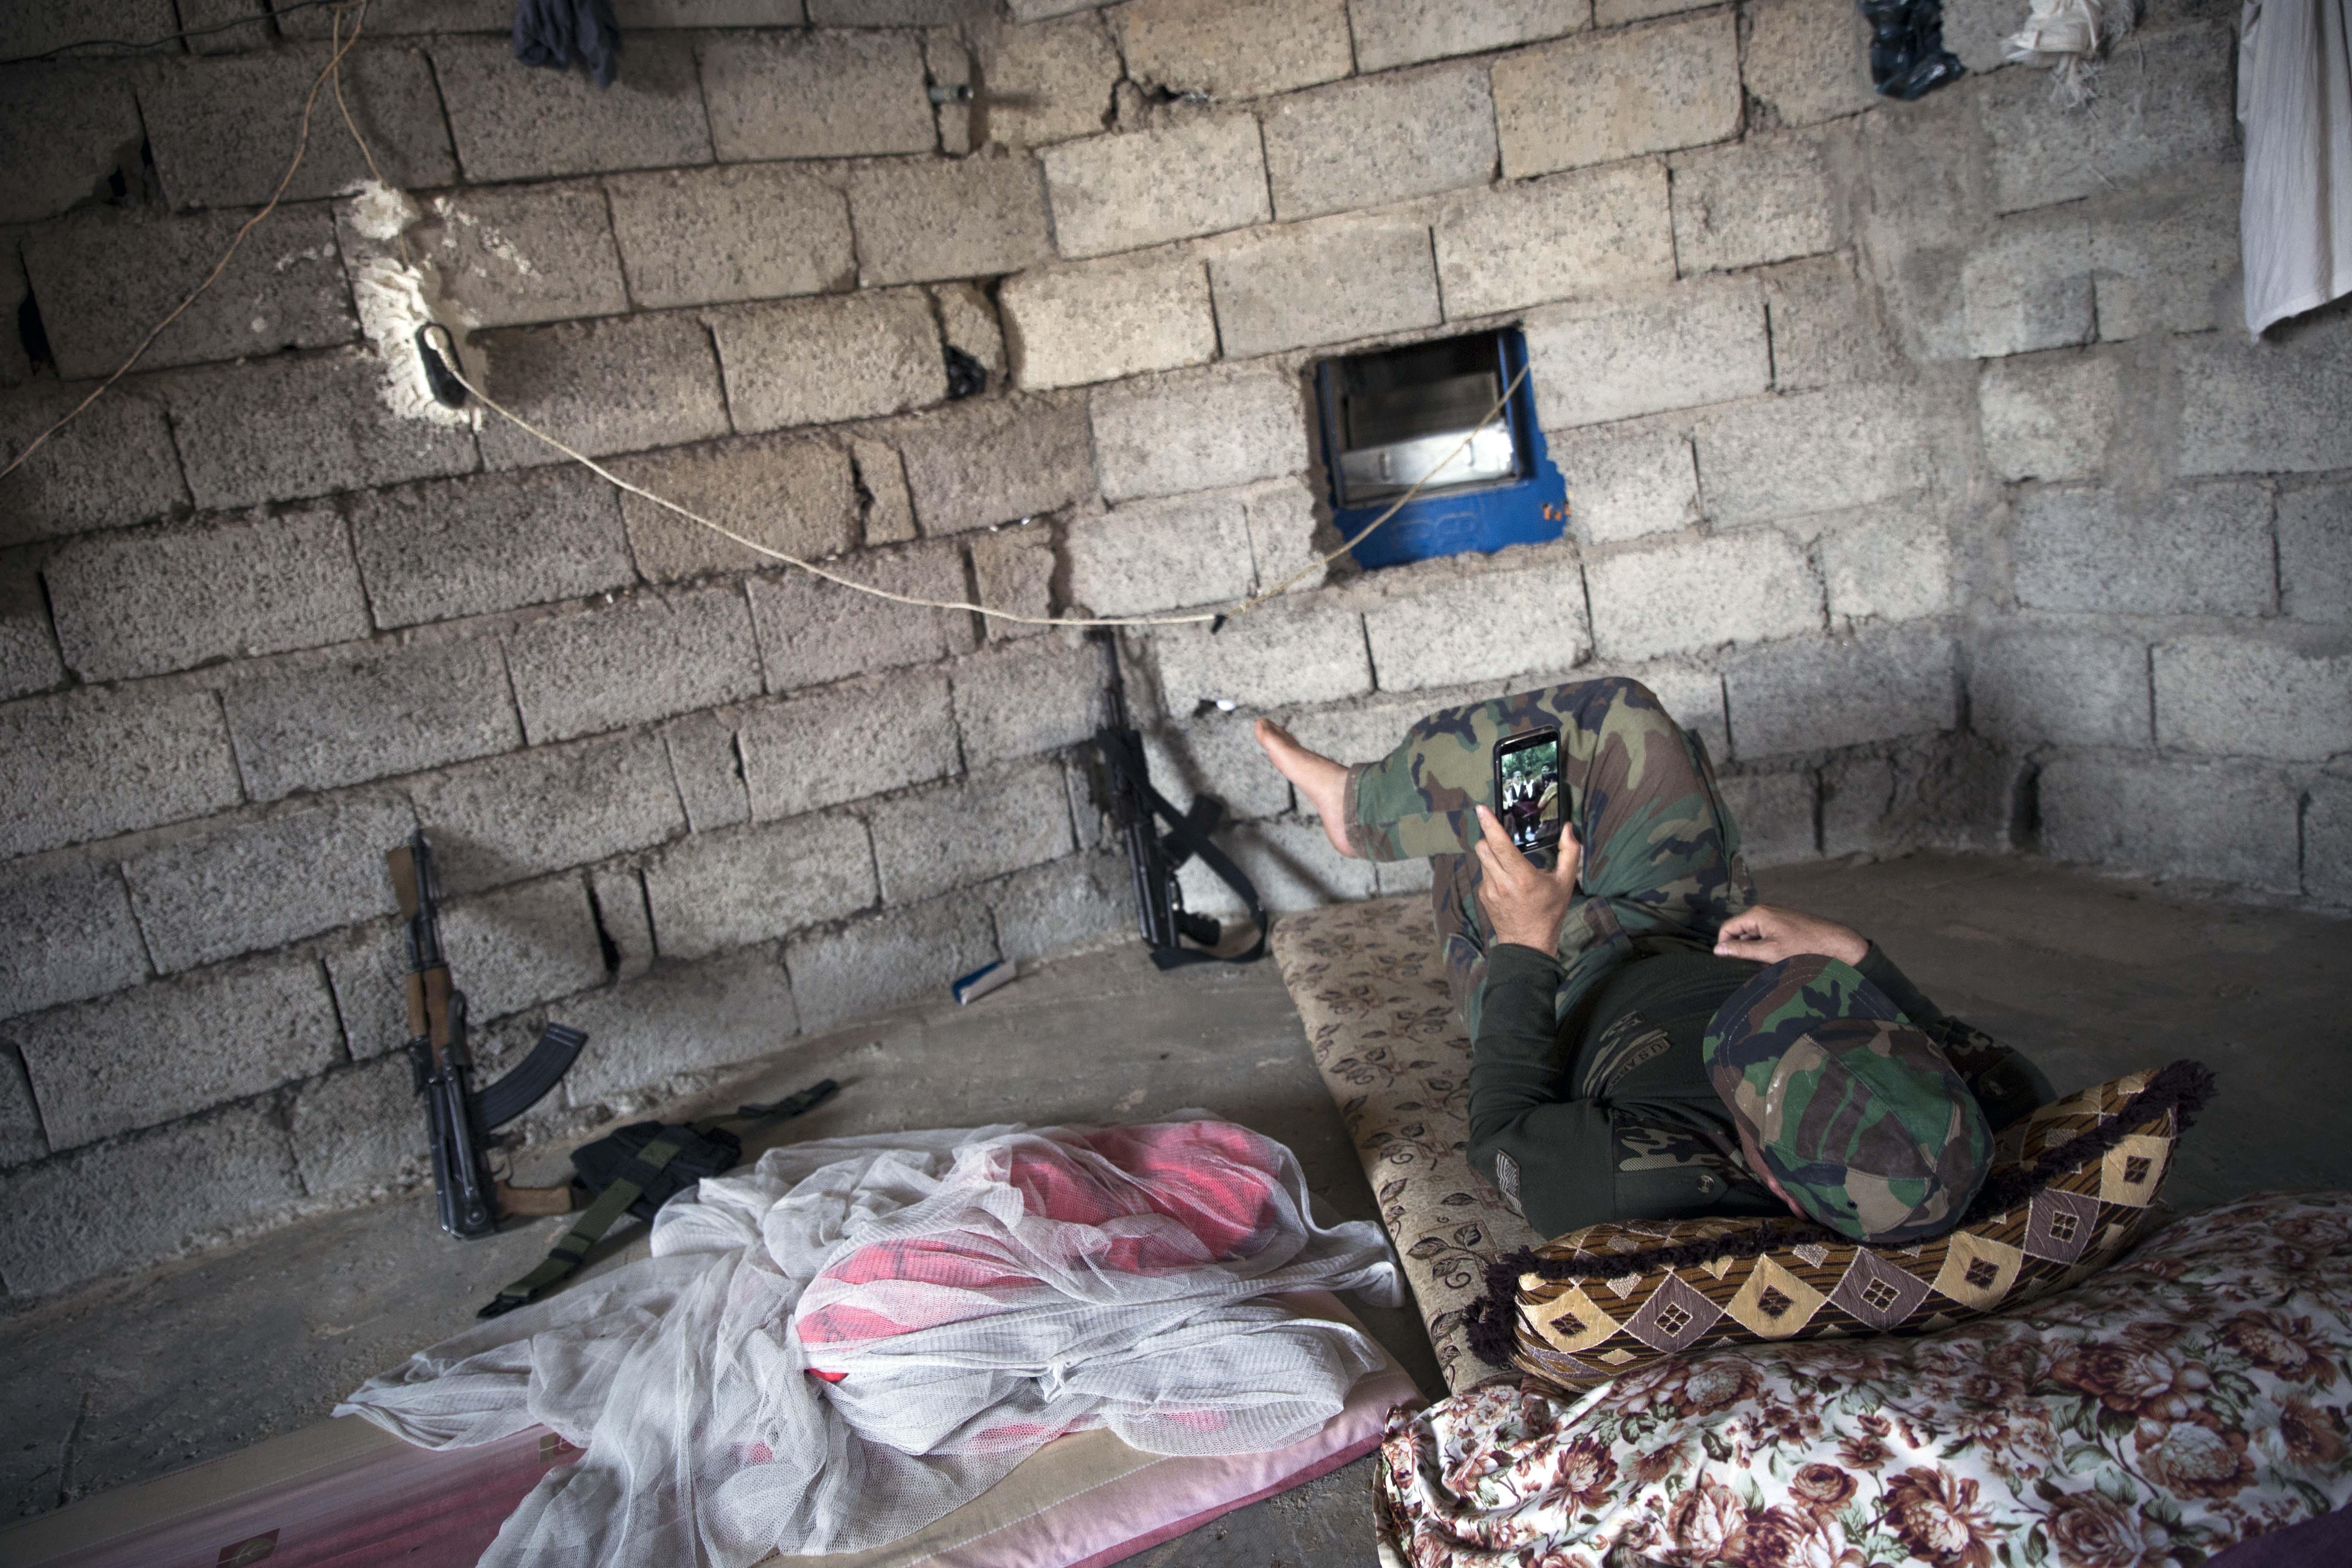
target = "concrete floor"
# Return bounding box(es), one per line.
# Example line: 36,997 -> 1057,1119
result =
3,850 -> 2348,1565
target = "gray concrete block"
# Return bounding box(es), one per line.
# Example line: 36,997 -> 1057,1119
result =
2040,751 -> 2300,893
0,564 -> 62,702
1817,500 -> 1951,625
0,687 -> 242,858
10,950 -> 340,1150
277,0 -> 509,34
1110,0 -> 1354,100
2280,484 -> 2352,624
1492,11 -> 1740,178
614,434 -> 862,582
409,730 -> 685,896
1669,129 -> 1844,277
0,65 -> 141,224
989,851 -> 1130,962
955,9 -> 1122,150
505,585 -> 762,745
808,0 -> 964,21
1726,627 -> 1957,757
1001,250 -> 1216,391
141,46 -> 454,210
1434,160 -> 1675,321
1350,0 -> 1586,70
1207,214 -> 1442,359
0,857 -> 148,1023
933,281 -> 1007,380
162,350 -> 479,510
1980,351 -> 2119,481
1274,681 -> 1493,766
1696,382 -> 1948,526
1066,492 -> 1257,617
26,204 -> 355,380
0,384 -> 188,546
475,313 -> 731,471
1152,599 -> 1369,710
123,793 -> 415,974
588,861 -> 655,982
870,760 -> 1074,904
431,34 -> 710,182
2155,636 -> 2352,763
1041,114 -> 1269,259
44,507 -> 372,683
1717,770 -> 1818,866
0,1048 -> 44,1166
645,812 -> 875,959
848,151 -> 1054,288
1586,528 -> 1822,663
1524,278 -> 1769,429
738,666 -> 957,818
1009,0 -> 1102,21
1363,560 -> 1592,692
1090,363 -> 1308,502
377,183 -> 630,331
1961,211 -> 2094,359
2091,180 -> 2241,340
2014,483 -> 2274,617
1742,0 -> 1875,129
1759,251 -> 1901,392
1261,61 -> 1496,222
1937,0 -> 2018,71
0,1100 -> 302,1298
896,393 -> 1095,534
0,249 -> 26,390
1374,856 -> 1434,896
349,467 -> 633,630
1969,624 -> 2151,748
1176,815 -> 1373,916
748,540 -> 976,692
1554,427 -> 1699,545
1983,25 -> 2237,214
2308,775 -> 2352,905
787,893 -> 996,1032
698,28 -> 933,160
288,1053 -> 427,1202
2177,318 -> 2352,477
1144,716 -> 1294,819
971,526 -> 1056,638
1240,475 -> 1330,598
709,290 -> 943,435
1819,735 -> 2016,857
558,946 -> 799,1107
951,631 -> 1107,765
854,438 -> 919,546
604,163 -> 854,311
659,711 -> 751,833
444,873 -> 609,1022
1598,0 -> 1721,23
221,637 -> 521,802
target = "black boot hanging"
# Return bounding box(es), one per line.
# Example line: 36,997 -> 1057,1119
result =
1857,0 -> 1965,100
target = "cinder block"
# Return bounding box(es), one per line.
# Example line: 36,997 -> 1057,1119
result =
787,894 -> 997,1032
0,1100 -> 301,1298
748,540 -> 976,692
848,152 -> 1054,288
1586,529 -> 1822,663
123,794 -> 414,974
439,874 -> 609,1023
162,350 -> 479,509
1240,475 -> 1329,597
933,281 -> 1006,380
505,585 -> 762,745
989,851 -> 1131,962
558,947 -> 799,1108
1144,716 -> 1295,819
289,1054 -> 426,1202
1555,427 -> 1699,545
854,438 -> 919,546
808,0 -> 963,21
699,28 -> 933,159
141,46 -> 454,209
26,204 -> 355,380
1492,12 -> 1740,178
1152,599 -> 1369,710
1961,211 -> 2094,359
2308,775 -> 2352,905
1598,0 -> 1719,23
1435,160 -> 1675,321
0,564 -> 60,701
2155,637 -> 2352,763
409,730 -> 684,896
955,9 -> 1123,149
44,507 -> 371,682
1349,0 -> 1585,70
1969,624 -> 2150,748
1524,278 -> 1769,428
1936,0 -> 2017,71
2280,484 -> 2352,623
11,950 -> 340,1150
1208,214 -> 1442,358
971,526 -> 1057,637
1066,492 -> 1257,616
1979,352 -> 2119,481
2040,751 -> 2300,893
1820,736 -> 2015,857
0,857 -> 148,1022
613,435 -> 861,582
2014,484 -> 2273,617
221,637 -> 520,802
0,384 -> 189,545
1261,61 -> 1496,222
1275,681 -> 1498,767
1726,627 -> 1957,756
588,861 -> 654,982
604,164 -> 853,311
895,393 -> 1095,534
870,760 -> 1075,904
475,313 -> 731,470
430,34 -> 711,181
1009,0 -> 1101,20
1759,251 -> 1900,392
0,1049 -> 46,1166
1696,382 -> 1947,526
1176,816 -> 1373,916
0,65 -> 142,224
708,291 -> 942,435
1818,501 -> 1951,625
1669,130 -> 1844,277
951,632 -> 1107,765
2090,181 -> 2240,340
277,0 -> 507,35
2177,319 -> 2352,477
0,687 -> 242,858
1110,0 -> 1354,100
1716,770 -> 1818,865
385,183 -> 630,331
1001,250 -> 1217,391
1091,363 -> 1310,502
738,667 -> 957,818
1043,115 -> 1268,260
349,467 -> 633,630
1982,24 -> 2236,214
1742,0 -> 1875,129
1363,560 -> 1592,692
660,711 -> 750,833
644,812 -> 875,959
0,248 -> 25,389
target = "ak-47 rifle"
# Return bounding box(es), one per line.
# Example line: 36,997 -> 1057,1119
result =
387,830 -> 588,1239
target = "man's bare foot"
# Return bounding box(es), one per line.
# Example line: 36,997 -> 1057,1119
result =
1254,718 -> 1359,860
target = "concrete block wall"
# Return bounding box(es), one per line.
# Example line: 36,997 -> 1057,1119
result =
0,0 -> 2341,1296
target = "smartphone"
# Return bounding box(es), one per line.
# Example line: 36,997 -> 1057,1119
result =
1492,726 -> 1564,853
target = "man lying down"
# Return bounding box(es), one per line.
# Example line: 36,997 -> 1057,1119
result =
1255,675 -> 2055,1246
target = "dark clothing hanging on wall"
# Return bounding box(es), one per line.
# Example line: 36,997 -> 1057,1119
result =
513,0 -> 620,88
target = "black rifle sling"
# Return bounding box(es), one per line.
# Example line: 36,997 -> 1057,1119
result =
1098,731 -> 1269,969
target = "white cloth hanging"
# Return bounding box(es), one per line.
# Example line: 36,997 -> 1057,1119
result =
2240,0 -> 2352,334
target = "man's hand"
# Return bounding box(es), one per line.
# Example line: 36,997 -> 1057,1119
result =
1713,904 -> 1868,966
1473,805 -> 1581,953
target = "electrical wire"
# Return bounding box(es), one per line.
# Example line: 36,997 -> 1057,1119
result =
0,0 -> 347,67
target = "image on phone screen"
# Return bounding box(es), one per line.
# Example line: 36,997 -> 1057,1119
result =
1497,733 -> 1561,851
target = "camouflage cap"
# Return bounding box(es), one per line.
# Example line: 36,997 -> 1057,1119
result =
1703,954 -> 1991,1245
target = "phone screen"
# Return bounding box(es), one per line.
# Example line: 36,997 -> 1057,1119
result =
1496,733 -> 1562,852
